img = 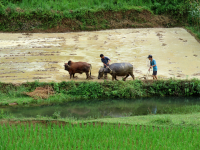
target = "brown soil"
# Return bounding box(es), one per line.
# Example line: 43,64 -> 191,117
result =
0,120 -> 160,130
0,120 -> 181,132
25,87 -> 54,99
0,10 -> 177,33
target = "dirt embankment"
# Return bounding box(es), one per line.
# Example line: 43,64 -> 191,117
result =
0,10 -> 177,33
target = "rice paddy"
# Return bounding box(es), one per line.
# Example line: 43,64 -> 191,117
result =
0,28 -> 200,83
0,122 -> 199,149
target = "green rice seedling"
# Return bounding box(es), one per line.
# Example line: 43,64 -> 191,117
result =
2,121 -> 200,149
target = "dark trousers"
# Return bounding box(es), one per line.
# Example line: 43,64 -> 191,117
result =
104,65 -> 109,76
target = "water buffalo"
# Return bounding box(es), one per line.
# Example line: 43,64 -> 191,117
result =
64,60 -> 92,79
98,63 -> 134,81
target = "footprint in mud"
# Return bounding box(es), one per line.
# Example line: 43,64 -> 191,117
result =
176,73 -> 185,78
192,73 -> 200,76
193,54 -> 198,57
134,70 -> 142,73
169,62 -> 176,64
179,38 -> 187,42
88,76 -> 95,80
22,33 -> 33,36
156,33 -> 163,37
162,43 -> 167,46
73,36 -> 79,41
132,31 -> 140,33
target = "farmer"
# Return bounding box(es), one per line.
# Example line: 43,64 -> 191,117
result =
100,54 -> 111,79
148,55 -> 157,80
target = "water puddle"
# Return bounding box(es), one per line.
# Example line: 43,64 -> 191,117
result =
0,28 -> 200,83
1,97 -> 200,119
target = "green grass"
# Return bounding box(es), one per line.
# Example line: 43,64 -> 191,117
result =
186,26 -> 200,40
0,0 -> 153,13
1,116 -> 200,149
89,113 -> 200,128
0,0 -> 198,33
1,79 -> 200,106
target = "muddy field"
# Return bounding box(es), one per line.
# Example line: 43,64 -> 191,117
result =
0,28 -> 200,83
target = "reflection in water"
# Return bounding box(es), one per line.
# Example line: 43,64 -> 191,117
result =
1,96 -> 200,119
69,108 -> 91,115
152,106 -> 157,114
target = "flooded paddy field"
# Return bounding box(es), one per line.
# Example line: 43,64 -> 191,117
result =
0,28 -> 200,83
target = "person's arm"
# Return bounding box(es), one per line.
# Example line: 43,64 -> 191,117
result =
149,60 -> 156,71
152,60 -> 156,67
107,59 -> 111,65
106,57 -> 111,65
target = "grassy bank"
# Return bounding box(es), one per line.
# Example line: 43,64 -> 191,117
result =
0,0 -> 199,40
0,79 -> 200,106
2,112 -> 200,128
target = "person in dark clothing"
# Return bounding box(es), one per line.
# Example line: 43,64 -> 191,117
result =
100,54 -> 111,79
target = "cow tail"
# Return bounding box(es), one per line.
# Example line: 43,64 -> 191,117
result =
90,64 -> 92,76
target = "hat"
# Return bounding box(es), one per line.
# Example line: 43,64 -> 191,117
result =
147,55 -> 152,58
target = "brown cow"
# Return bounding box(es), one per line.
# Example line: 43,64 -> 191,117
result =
64,60 -> 92,79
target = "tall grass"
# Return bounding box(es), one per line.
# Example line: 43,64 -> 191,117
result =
0,123 -> 199,149
0,0 -> 153,17
0,0 -> 199,40
188,1 -> 200,39
0,0 -> 152,11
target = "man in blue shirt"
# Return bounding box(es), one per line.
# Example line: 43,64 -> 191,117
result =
100,54 -> 111,79
148,55 -> 157,80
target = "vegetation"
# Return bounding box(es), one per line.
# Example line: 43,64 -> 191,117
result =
187,1 -> 200,39
0,121 -> 200,149
0,79 -> 200,105
0,0 -> 199,39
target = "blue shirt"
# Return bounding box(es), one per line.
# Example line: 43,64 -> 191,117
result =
150,59 -> 157,71
101,56 -> 110,67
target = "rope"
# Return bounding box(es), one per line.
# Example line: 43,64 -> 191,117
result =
146,70 -> 150,80
106,66 -> 112,73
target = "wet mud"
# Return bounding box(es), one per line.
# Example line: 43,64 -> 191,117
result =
0,28 -> 200,83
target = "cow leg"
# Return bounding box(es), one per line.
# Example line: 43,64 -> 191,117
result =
123,74 -> 129,81
73,74 -> 75,78
112,75 -> 115,81
130,72 -> 135,80
70,73 -> 72,79
86,72 -> 89,79
115,75 -> 118,81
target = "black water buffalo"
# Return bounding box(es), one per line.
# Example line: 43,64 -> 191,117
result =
64,60 -> 92,79
98,63 -> 134,81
